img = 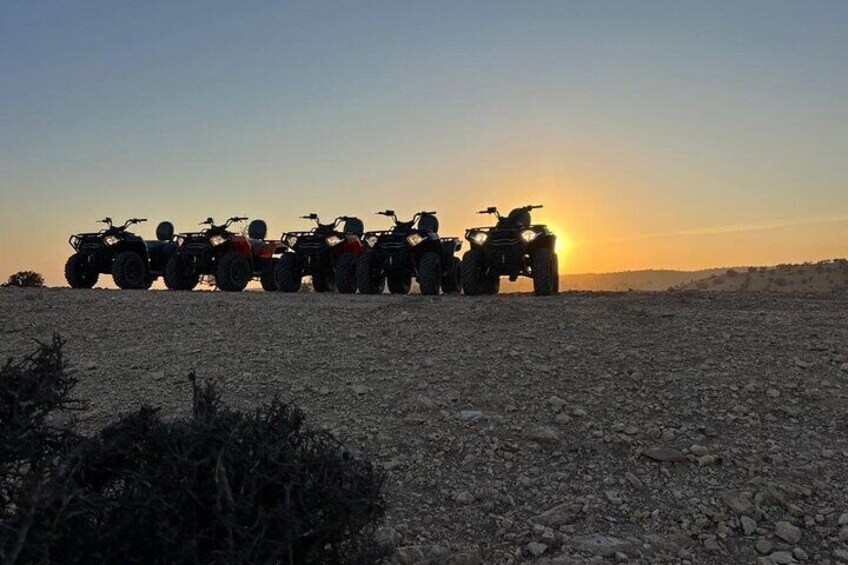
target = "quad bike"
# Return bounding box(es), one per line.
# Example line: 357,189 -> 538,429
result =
356,210 -> 462,295
462,205 -> 559,296
65,218 -> 178,289
164,217 -> 281,292
274,214 -> 364,293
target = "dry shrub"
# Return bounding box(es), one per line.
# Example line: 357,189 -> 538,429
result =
1,337 -> 385,565
2,271 -> 45,288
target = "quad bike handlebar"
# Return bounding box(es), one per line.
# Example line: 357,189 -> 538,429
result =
376,210 -> 436,225
97,217 -> 147,231
199,216 -> 247,229
301,213 -> 354,230
477,204 -> 543,218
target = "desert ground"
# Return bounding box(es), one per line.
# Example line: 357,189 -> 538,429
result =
1,287 -> 847,565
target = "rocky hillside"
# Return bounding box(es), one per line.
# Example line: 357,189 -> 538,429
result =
674,259 -> 848,293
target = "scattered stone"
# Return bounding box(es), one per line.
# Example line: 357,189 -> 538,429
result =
642,446 -> 687,463
741,516 -> 758,535
722,491 -> 754,516
459,410 -> 483,422
792,547 -> 808,561
527,542 -> 548,556
769,550 -> 795,564
689,444 -> 709,456
528,425 -> 560,443
775,521 -> 801,544
393,544 -> 450,564
839,513 -> 848,526
766,388 -> 780,398
570,534 -> 634,557
352,384 -> 371,395
454,491 -> 475,505
531,503 -> 579,527
755,538 -> 774,554
834,548 -> 848,562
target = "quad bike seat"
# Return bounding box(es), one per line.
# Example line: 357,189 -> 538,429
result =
417,213 -> 439,234
343,217 -> 364,236
506,208 -> 531,228
248,219 -> 268,240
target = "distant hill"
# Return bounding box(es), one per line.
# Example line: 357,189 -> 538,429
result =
673,259 -> 848,293
500,268 -> 735,293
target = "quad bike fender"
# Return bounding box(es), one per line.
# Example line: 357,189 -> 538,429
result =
342,237 -> 362,257
532,233 -> 557,253
114,240 -> 149,262
220,236 -> 252,260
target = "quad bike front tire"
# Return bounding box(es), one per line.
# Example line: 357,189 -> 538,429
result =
418,251 -> 441,296
260,259 -> 278,291
64,254 -> 98,289
461,248 -> 491,296
532,248 -> 557,296
356,252 -> 384,294
216,252 -> 251,292
112,251 -> 148,289
334,252 -> 357,294
441,256 -> 462,294
274,254 -> 302,292
164,256 -> 199,290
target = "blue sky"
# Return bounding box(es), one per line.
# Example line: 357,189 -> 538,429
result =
1,1 -> 846,282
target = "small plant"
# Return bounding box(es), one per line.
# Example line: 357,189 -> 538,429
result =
1,337 -> 386,565
2,271 -> 45,288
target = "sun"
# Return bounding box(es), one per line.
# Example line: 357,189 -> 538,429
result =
549,226 -> 571,255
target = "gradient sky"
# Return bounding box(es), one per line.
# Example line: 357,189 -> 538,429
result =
2,1 -> 847,285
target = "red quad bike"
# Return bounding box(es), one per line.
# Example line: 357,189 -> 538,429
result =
274,214 -> 364,293
356,210 -> 462,295
65,217 -> 179,289
165,217 -> 281,292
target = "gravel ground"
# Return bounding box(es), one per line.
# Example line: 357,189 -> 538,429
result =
2,287 -> 848,565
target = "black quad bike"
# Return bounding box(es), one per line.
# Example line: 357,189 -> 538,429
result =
356,210 -> 462,295
274,214 -> 365,294
65,218 -> 178,289
164,217 -> 281,292
462,205 -> 559,296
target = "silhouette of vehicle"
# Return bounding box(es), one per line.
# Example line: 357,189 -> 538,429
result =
164,217 -> 281,292
274,214 -> 365,293
462,205 -> 559,296
65,217 -> 178,290
356,210 -> 462,295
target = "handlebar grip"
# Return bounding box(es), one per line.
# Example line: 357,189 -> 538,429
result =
138,218 -> 148,222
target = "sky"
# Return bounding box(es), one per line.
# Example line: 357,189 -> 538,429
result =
1,1 -> 847,285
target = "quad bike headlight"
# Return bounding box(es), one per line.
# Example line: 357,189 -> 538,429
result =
520,229 -> 539,243
471,231 -> 488,246
365,235 -> 378,248
104,235 -> 120,246
325,235 -> 343,247
406,233 -> 424,247
286,234 -> 298,247
210,235 -> 226,247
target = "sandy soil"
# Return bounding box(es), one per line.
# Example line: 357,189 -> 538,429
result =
2,287 -> 847,565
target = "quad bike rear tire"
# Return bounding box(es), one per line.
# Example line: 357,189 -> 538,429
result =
164,256 -> 199,290
112,251 -> 148,289
216,252 -> 251,292
260,259 -> 278,291
484,276 -> 500,295
532,248 -> 556,296
334,252 -> 357,294
274,254 -> 302,292
387,272 -> 411,294
356,252 -> 384,294
418,251 -> 441,295
441,256 -> 462,294
64,254 -> 98,289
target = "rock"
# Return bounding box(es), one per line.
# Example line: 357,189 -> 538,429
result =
529,426 -> 560,443
531,503 -> 579,527
703,538 -> 720,551
722,491 -> 754,516
839,526 -> 848,541
454,491 -> 475,505
527,542 -> 548,556
689,444 -> 709,456
459,410 -> 483,422
834,548 -> 848,562
838,512 -> 848,526
766,388 -> 780,398
756,538 -> 774,554
624,472 -> 643,488
792,547 -> 808,561
794,358 -> 811,368
352,384 -> 371,395
393,544 -> 450,564
572,406 -> 587,417
547,396 -> 567,411
769,550 -> 795,564
614,551 -> 629,562
375,527 -> 403,551
741,516 -> 758,535
642,447 -> 687,463
696,454 -> 722,466
775,521 -> 801,544
840,363 -> 848,372
570,534 -> 634,557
